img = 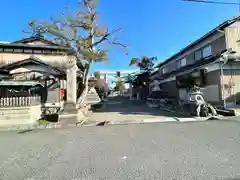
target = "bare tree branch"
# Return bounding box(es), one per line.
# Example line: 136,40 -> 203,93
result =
92,28 -> 123,47
25,0 -> 127,90
112,41 -> 128,48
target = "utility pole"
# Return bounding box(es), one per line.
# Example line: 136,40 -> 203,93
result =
183,0 -> 240,13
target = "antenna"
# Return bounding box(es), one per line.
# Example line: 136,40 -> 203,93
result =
183,0 -> 240,13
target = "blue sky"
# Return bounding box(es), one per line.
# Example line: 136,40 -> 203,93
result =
0,0 -> 238,73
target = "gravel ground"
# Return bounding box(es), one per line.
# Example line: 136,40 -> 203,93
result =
1,119 -> 240,180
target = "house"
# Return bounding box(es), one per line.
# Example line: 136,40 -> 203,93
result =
0,35 -> 84,104
0,35 -> 83,70
150,16 -> 240,107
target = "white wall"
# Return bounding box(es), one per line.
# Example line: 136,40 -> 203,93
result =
26,41 -> 51,45
0,53 -> 76,68
9,64 -> 58,75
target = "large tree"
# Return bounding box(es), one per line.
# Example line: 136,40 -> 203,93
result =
94,71 -> 101,80
27,0 -> 127,105
128,56 -> 157,85
114,80 -> 125,92
129,56 -> 157,72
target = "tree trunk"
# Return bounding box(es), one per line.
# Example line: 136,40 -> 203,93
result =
77,64 -> 90,107
69,37 -> 93,108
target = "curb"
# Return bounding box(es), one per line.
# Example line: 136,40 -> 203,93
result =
36,116 -> 225,128
148,103 -> 223,122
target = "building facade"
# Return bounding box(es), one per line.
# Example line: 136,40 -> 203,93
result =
0,36 -> 84,104
150,16 -> 240,107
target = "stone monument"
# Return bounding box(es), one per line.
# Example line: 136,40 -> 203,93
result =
59,61 -> 79,122
64,64 -> 78,112
183,86 -> 217,117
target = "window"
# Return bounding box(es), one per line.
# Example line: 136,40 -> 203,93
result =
177,60 -> 181,68
169,62 -> 176,71
0,48 -> 3,52
43,50 -> 52,54
24,49 -> 33,53
14,48 -> 23,53
33,49 -> 42,54
4,48 -> 13,52
194,50 -> 202,61
177,58 -> 186,68
58,51 -> 67,55
181,58 -> 186,66
202,45 -> 212,58
162,67 -> 168,74
51,50 -> 58,55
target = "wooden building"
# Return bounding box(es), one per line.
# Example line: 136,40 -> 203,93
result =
0,36 -> 84,105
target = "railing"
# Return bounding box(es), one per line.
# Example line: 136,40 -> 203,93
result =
0,96 -> 41,107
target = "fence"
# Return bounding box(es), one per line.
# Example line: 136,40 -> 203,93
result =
0,96 -> 41,107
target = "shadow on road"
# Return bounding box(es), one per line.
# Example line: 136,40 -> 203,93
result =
92,96 -> 188,118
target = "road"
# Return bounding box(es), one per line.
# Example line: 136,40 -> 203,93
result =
1,119 -> 240,179
87,96 -> 185,124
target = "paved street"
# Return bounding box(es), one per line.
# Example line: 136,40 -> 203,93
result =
87,96 -> 186,124
1,120 -> 240,179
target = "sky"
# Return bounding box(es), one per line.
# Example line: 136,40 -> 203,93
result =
0,0 -> 239,73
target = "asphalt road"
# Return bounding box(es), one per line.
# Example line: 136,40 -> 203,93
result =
88,96 -> 184,124
1,120 -> 240,180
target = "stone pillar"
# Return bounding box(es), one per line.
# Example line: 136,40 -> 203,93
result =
59,63 -> 80,123
63,64 -> 78,111
67,65 -> 77,103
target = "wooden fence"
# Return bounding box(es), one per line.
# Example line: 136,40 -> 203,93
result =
0,96 -> 41,107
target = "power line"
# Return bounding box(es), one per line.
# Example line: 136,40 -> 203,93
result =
183,0 -> 240,13
183,0 -> 240,5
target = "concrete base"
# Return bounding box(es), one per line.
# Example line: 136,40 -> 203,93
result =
58,113 -> 78,124
58,102 -> 87,124
61,102 -> 77,113
59,102 -> 78,123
